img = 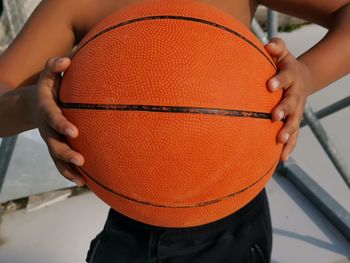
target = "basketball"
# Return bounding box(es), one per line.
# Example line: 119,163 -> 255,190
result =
59,0 -> 283,227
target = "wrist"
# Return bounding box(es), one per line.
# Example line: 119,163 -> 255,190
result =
0,85 -> 37,137
19,85 -> 39,128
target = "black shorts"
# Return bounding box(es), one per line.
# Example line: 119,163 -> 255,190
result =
86,188 -> 272,263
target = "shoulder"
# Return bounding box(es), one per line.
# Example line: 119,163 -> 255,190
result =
34,0 -> 125,44
0,0 -> 137,87
0,0 -> 115,87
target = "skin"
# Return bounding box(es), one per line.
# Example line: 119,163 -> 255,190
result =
0,0 -> 349,187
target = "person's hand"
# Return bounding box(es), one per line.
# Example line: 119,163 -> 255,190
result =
37,57 -> 85,187
264,38 -> 313,162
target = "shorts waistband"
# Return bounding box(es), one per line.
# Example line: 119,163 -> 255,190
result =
105,188 -> 267,238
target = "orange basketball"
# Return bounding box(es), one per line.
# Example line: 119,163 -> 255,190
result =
59,0 -> 283,227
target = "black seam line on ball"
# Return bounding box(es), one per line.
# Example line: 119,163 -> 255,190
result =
72,15 -> 276,70
77,159 -> 278,209
59,103 -> 271,119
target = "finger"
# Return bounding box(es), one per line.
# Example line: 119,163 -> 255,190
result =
41,101 -> 78,138
42,124 -> 84,166
267,69 -> 294,92
276,113 -> 301,145
271,92 -> 302,122
280,131 -> 299,162
38,59 -> 78,138
52,158 -> 86,187
40,57 -> 71,87
264,37 -> 289,63
38,57 -> 71,103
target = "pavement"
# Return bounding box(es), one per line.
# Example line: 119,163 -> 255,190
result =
1,174 -> 350,263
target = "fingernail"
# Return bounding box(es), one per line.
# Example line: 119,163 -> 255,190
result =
72,179 -> 84,187
270,78 -> 279,91
284,133 -> 290,143
278,111 -> 285,121
57,58 -> 66,64
70,158 -> 79,165
65,128 -> 76,138
267,42 -> 276,48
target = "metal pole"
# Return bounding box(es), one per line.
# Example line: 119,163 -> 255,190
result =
301,95 -> 350,127
0,136 -> 18,192
267,9 -> 278,39
2,0 -> 17,40
0,136 -> 17,223
303,103 -> 350,188
278,159 -> 350,242
251,18 -> 268,44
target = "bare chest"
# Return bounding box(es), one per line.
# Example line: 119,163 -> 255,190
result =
74,0 -> 258,43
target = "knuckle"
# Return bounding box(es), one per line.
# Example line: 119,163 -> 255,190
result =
44,110 -> 57,125
38,75 -> 52,91
283,94 -> 298,109
278,72 -> 289,86
270,37 -> 284,46
291,91 -> 301,101
45,108 -> 62,125
53,117 -> 68,134
287,121 -> 299,134
292,93 -> 301,104
38,98 -> 51,111
61,146 -> 72,158
289,126 -> 298,135
46,137 -> 67,160
278,99 -> 289,113
41,57 -> 60,80
55,146 -> 72,161
45,57 -> 59,69
290,95 -> 300,107
283,70 -> 294,84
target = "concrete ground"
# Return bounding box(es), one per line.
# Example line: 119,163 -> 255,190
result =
1,175 -> 350,263
1,24 -> 350,263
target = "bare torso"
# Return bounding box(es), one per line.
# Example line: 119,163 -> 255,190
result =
0,0 -> 259,87
73,0 -> 258,43
0,0 -> 343,88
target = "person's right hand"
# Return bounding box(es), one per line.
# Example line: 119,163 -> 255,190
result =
37,57 -> 85,187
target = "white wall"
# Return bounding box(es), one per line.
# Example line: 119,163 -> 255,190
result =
0,0 -> 41,49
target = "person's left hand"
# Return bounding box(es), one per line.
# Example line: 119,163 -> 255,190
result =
264,38 -> 314,162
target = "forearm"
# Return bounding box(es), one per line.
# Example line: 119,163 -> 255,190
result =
297,3 -> 350,96
0,84 -> 39,137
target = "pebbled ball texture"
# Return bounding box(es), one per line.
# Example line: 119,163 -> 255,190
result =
59,0 -> 283,227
